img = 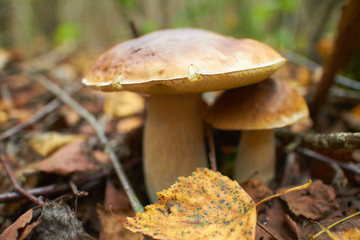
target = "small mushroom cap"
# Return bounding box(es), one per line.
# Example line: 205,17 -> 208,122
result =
206,78 -> 309,130
82,28 -> 286,94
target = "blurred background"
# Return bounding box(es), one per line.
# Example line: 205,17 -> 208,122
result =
0,0 -> 342,63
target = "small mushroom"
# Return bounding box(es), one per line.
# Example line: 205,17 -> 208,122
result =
206,78 -> 309,183
82,28 -> 286,202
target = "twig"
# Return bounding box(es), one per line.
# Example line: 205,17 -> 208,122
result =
129,21 -> 139,38
277,131 -> 360,151
69,181 -> 88,213
206,125 -> 217,172
31,74 -> 144,213
0,79 -> 82,141
285,51 -> 360,91
0,154 -> 44,206
0,169 -> 110,203
296,147 -> 360,175
329,87 -> 360,104
310,0 -> 360,127
0,98 -> 61,141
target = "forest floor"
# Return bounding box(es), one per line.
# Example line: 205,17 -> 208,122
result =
0,47 -> 360,240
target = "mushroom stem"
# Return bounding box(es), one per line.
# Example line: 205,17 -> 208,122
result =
144,93 -> 208,202
234,129 -> 275,183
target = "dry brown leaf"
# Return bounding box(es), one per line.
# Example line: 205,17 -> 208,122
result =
116,116 -> 143,134
29,132 -> 86,156
0,209 -> 33,240
123,168 -> 256,240
18,221 -> 40,240
104,179 -> 131,211
103,92 -> 144,119
281,180 -> 339,220
31,141 -> 100,175
97,207 -> 144,240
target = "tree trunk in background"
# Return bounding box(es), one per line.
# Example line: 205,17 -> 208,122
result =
9,0 -> 38,55
56,0 -> 129,50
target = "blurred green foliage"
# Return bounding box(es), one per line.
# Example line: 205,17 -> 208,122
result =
54,22 -> 81,46
0,0 -> 342,59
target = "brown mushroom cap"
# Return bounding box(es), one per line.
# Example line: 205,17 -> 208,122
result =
206,78 -> 309,130
82,28 -> 286,94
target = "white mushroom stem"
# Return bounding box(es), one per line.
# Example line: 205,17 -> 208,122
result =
234,129 -> 275,183
144,93 -> 208,202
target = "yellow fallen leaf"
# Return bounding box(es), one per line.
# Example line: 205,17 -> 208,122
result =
29,132 -> 86,156
335,228 -> 360,240
123,168 -> 256,240
103,92 -> 144,119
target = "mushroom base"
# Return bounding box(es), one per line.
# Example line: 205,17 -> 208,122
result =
144,93 -> 208,202
234,129 -> 275,183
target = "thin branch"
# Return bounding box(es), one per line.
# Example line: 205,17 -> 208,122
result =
0,80 -> 82,141
296,147 -> 360,175
285,51 -> 360,91
69,181 -> 88,214
0,169 -> 110,203
0,154 -> 44,206
277,131 -> 360,151
31,74 -> 144,213
0,98 -> 61,141
129,21 -> 139,38
206,125 -> 217,172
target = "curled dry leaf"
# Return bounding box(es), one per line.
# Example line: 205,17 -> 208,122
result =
123,168 -> 256,240
281,180 -> 339,220
0,209 -> 33,240
29,132 -> 86,156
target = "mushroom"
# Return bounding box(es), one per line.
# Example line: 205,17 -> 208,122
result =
82,28 -> 286,202
206,77 -> 309,183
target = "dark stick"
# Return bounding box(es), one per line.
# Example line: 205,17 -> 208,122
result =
129,21 -> 139,38
296,147 -> 360,175
206,125 -> 217,172
285,51 -> 360,91
277,131 -> 360,151
69,181 -> 88,213
0,155 -> 44,206
0,169 -> 110,203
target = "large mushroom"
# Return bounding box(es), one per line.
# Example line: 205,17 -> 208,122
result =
82,28 -> 286,202
206,77 -> 309,183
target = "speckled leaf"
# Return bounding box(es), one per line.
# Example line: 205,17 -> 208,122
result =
123,168 -> 256,240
